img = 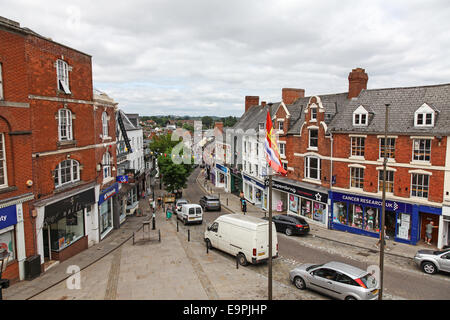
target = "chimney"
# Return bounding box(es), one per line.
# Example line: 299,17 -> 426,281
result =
348,68 -> 368,99
214,121 -> 224,134
282,88 -> 305,105
261,101 -> 266,107
245,96 -> 260,113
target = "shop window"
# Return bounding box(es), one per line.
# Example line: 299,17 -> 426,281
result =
350,167 -> 364,189
333,202 -> 347,224
0,133 -> 7,187
348,204 -> 364,229
364,207 -> 379,232
300,198 -> 312,219
255,189 -> 262,205
313,202 -> 326,223
379,138 -> 395,159
100,198 -> 113,235
289,194 -> 299,213
411,173 -> 429,198
397,212 -> 411,240
412,139 -> 431,162
351,137 -> 365,157
49,210 -> 84,251
0,228 -> 16,261
378,170 -> 394,193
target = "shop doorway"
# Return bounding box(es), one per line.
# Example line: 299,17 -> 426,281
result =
385,211 -> 396,239
420,213 -> 440,246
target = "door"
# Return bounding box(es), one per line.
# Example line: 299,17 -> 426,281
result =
310,268 -> 339,298
420,213 -> 440,245
334,272 -> 357,299
385,211 -> 396,239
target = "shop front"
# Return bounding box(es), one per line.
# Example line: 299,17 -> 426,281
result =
98,183 -> 119,240
272,177 -> 329,226
39,187 -> 95,263
215,163 -> 229,191
124,169 -> 139,216
329,191 -> 430,245
439,206 -> 450,249
242,174 -> 268,210
230,168 -> 243,196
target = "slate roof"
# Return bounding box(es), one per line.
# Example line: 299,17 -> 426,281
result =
329,83 -> 450,135
231,102 -> 280,132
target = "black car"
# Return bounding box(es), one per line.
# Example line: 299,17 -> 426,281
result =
199,195 -> 221,211
263,214 -> 310,236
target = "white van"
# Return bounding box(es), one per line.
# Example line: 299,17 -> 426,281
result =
204,214 -> 278,266
178,204 -> 203,225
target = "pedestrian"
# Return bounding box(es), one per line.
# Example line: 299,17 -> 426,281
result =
141,191 -> 146,200
151,199 -> 156,214
425,221 -> 438,245
166,204 -> 173,220
241,198 -> 247,214
375,226 -> 390,251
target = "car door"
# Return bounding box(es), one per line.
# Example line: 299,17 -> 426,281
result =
439,252 -> 450,272
208,222 -> 221,248
276,216 -> 288,233
199,197 -> 204,207
272,216 -> 281,232
309,268 -> 339,298
334,272 -> 357,300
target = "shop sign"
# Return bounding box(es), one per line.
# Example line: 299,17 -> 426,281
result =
332,191 -> 410,212
99,183 -> 119,205
215,163 -> 228,173
116,175 -> 129,183
44,188 -> 95,226
243,174 -> 266,189
272,179 -> 328,203
125,169 -> 136,183
0,205 -> 17,230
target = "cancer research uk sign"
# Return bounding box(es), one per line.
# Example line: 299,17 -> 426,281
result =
332,192 -> 410,213
116,175 -> 129,183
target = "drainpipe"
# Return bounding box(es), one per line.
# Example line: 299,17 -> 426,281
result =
329,131 -> 333,230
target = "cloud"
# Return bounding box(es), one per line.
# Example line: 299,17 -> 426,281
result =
2,0 -> 450,116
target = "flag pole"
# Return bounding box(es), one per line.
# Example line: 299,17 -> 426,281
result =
268,168 -> 273,300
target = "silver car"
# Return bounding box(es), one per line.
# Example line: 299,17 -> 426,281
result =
175,199 -> 189,215
289,261 -> 379,300
414,249 -> 450,274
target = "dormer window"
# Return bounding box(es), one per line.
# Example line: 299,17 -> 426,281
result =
415,104 -> 435,127
353,106 -> 368,126
310,107 -> 317,121
278,120 -> 284,131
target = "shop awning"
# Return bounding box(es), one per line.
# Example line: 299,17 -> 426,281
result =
272,176 -> 329,203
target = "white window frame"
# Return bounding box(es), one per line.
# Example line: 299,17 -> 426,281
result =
310,106 -> 317,121
278,120 -> 284,131
309,128 -> 319,149
102,152 -> 111,179
379,137 -> 396,159
353,106 -> 369,126
414,104 -> 434,127
350,167 -> 364,189
0,62 -> 4,100
0,133 -> 8,187
411,173 -> 429,199
305,156 -> 320,180
56,59 -> 71,94
58,108 -> 73,141
351,137 -> 365,157
378,170 -> 394,193
278,143 -> 285,157
412,139 -> 431,162
102,112 -> 109,137
54,159 -> 80,188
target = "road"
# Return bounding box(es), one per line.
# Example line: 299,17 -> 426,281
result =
180,168 -> 450,300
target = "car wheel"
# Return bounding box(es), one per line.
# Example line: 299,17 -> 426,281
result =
237,253 -> 248,266
285,227 -> 293,236
293,276 -> 306,290
205,239 -> 213,250
183,218 -> 187,225
345,296 -> 357,300
422,261 -> 437,274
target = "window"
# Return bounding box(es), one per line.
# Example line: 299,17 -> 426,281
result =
54,159 -> 80,187
353,106 -> 369,126
279,143 -> 285,157
378,170 -> 394,193
415,109 -> 434,127
411,173 -> 429,198
278,120 -> 284,131
102,112 -> 108,137
255,164 -> 259,176
258,123 -> 264,131
336,273 -> 358,286
309,129 -> 318,148
56,59 -> 71,94
0,63 -> 3,100
283,162 -> 288,171
350,167 -> 364,189
0,133 -> 7,187
413,139 -> 431,161
0,229 -> 15,261
310,107 -> 317,121
48,210 -> 84,251
102,152 -> 111,179
58,108 -> 73,141
351,137 -> 365,157
380,138 -> 395,159
313,268 -> 337,280
305,157 -> 320,180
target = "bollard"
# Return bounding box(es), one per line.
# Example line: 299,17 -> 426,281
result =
188,229 -> 190,242
133,232 -> 135,245
158,229 -> 161,242
236,255 -> 239,269
206,242 -> 209,254
177,219 -> 179,232
226,198 -> 228,206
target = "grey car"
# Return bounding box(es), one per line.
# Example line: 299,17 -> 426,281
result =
414,249 -> 450,274
289,261 -> 379,300
199,195 -> 221,211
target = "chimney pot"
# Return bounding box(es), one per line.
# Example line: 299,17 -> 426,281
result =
282,88 -> 305,105
245,96 -> 260,113
348,68 -> 368,99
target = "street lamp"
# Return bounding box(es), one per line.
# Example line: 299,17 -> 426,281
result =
0,248 -> 11,300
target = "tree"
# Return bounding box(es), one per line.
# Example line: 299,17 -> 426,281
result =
148,133 -> 180,155
182,123 -> 194,132
201,116 -> 213,129
158,152 -> 189,193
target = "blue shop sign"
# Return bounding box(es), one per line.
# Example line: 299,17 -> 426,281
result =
243,174 -> 266,189
215,164 -> 228,174
99,183 -> 119,205
332,191 -> 411,213
116,175 -> 129,183
0,204 -> 17,230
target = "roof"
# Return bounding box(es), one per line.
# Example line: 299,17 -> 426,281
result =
118,110 -> 140,131
232,103 -> 280,132
217,214 -> 268,229
329,83 -> 450,135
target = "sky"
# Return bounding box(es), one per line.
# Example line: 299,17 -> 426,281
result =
2,0 -> 450,117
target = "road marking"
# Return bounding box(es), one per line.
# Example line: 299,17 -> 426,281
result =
104,246 -> 122,300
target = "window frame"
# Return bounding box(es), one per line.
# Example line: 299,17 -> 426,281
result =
58,108 -> 73,141
411,173 -> 429,199
102,152 -> 111,179
351,137 -> 365,157
102,112 -> 109,137
278,120 -> 284,131
0,133 -> 8,187
305,156 -> 321,180
310,107 -> 317,121
415,111 -> 434,127
412,139 -> 431,162
379,138 -> 396,159
54,159 -> 80,188
378,170 -> 394,193
278,143 -> 286,157
56,59 -> 71,94
350,167 -> 364,189
309,128 -> 319,149
0,62 -> 4,100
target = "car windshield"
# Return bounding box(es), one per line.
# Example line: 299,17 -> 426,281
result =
306,264 -> 323,271
359,273 -> 377,289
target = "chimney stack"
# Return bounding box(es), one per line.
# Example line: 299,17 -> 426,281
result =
214,121 -> 223,134
282,88 -> 305,105
245,96 -> 260,113
348,68 -> 368,99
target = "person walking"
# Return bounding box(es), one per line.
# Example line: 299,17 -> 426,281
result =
375,226 -> 390,251
241,198 -> 247,215
425,221 -> 438,245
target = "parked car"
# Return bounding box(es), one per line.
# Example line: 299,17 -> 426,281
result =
199,195 -> 221,211
289,261 -> 379,300
204,214 -> 278,266
175,198 -> 189,215
262,214 -> 309,236
414,249 -> 450,274
177,204 -> 203,225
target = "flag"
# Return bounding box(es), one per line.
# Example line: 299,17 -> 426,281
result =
264,111 -> 287,175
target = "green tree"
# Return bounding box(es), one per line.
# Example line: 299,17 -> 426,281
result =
182,123 -> 194,132
148,133 -> 180,155
201,116 -> 213,129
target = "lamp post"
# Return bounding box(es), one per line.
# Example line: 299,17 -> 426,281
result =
0,248 -> 11,300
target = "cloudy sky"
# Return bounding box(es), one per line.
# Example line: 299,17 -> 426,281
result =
2,0 -> 450,116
